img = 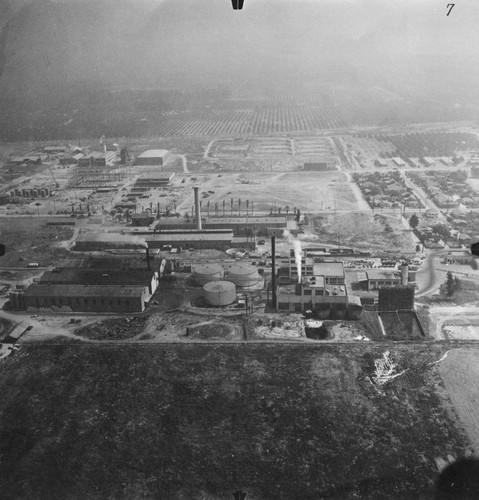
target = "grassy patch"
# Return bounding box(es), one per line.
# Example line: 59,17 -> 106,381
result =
0,344 -> 470,499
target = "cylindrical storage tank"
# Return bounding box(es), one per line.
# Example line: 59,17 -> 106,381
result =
203,280 -> 236,306
226,264 -> 261,287
192,263 -> 224,285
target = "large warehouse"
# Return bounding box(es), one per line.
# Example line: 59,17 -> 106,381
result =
16,284 -> 149,313
134,149 -> 171,166
146,230 -> 234,250
74,233 -> 146,251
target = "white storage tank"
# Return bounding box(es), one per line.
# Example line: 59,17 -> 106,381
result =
192,263 -> 224,285
226,264 -> 261,288
203,281 -> 236,306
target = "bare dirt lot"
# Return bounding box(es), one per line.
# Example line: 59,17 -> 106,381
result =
0,217 -> 74,267
176,171 -> 365,213
309,212 -> 415,254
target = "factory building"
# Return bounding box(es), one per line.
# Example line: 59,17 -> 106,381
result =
74,233 -> 146,251
78,151 -> 116,167
364,270 -> 401,291
15,284 -> 149,313
154,215 -> 289,237
275,275 -> 362,318
146,230 -> 233,250
38,269 -> 159,296
444,251 -> 473,265
278,254 -> 344,285
134,149 -> 170,166
134,173 -> 175,187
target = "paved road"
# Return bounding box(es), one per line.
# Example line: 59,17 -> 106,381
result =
416,250 -> 444,297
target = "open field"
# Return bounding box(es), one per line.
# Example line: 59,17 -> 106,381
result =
309,212 -> 415,255
176,171 -> 365,213
0,343 -> 472,499
0,217 -> 74,267
439,348 -> 479,454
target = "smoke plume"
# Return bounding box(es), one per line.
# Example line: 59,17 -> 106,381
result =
284,230 -> 302,283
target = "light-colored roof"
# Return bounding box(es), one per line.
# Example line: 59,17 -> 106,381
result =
206,216 -> 287,225
312,262 -> 344,277
137,149 -> 169,158
147,232 -> 232,243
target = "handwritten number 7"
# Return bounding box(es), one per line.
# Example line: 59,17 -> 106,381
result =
447,4 -> 455,15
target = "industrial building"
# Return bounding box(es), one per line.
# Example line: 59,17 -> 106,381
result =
134,172 -> 175,187
74,233 -> 146,251
275,275 -> 362,318
364,270 -> 401,291
154,215 -> 289,237
134,149 -> 170,166
38,269 -> 159,296
13,284 -> 149,313
278,254 -> 345,285
444,250 -> 473,265
78,151 -> 116,167
146,230 -> 234,250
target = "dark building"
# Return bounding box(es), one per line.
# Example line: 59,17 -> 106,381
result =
18,284 -> 149,313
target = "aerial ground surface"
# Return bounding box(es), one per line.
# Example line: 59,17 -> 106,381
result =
0,343 -> 473,499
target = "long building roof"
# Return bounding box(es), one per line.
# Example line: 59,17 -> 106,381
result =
25,284 -> 146,298
39,269 -> 155,286
147,232 -> 232,243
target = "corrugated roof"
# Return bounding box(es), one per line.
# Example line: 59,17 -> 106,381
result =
25,284 -> 146,298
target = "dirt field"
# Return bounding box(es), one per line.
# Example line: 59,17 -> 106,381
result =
176,171 -> 365,213
0,217 -> 74,267
309,212 -> 415,254
438,348 -> 479,453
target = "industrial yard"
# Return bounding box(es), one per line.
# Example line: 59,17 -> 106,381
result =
2,0 -> 479,497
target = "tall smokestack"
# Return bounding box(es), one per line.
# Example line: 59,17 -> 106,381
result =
194,187 -> 202,230
146,245 -> 151,271
271,236 -> 277,308
400,263 -> 408,286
